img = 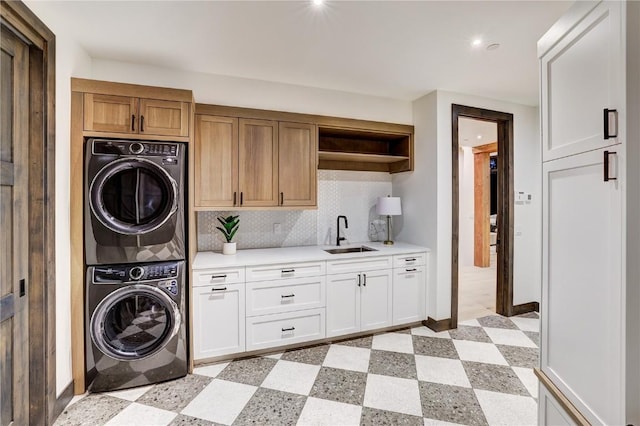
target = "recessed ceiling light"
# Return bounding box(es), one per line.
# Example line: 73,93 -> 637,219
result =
313,0 -> 323,5
486,43 -> 500,51
477,135 -> 483,140
472,39 -> 482,47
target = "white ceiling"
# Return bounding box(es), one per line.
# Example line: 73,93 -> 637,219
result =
459,117 -> 497,148
48,0 -> 572,105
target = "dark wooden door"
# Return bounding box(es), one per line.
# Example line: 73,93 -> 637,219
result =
1,25 -> 30,426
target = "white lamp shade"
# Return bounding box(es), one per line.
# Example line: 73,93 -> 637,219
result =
376,196 -> 402,216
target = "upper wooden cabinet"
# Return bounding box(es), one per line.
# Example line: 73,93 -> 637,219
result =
194,114 -> 317,210
84,93 -> 190,138
278,122 -> 317,207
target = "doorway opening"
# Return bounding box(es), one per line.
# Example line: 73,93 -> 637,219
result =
457,117 -> 499,321
451,104 -> 514,329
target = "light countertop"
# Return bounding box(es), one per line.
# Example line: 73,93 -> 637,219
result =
192,242 -> 429,270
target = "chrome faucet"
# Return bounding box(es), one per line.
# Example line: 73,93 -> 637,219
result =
336,215 -> 348,246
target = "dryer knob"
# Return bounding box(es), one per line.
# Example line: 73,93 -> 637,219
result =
129,266 -> 145,281
129,143 -> 144,155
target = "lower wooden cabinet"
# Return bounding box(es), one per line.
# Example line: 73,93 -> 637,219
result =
326,269 -> 393,337
392,266 -> 425,325
192,282 -> 245,360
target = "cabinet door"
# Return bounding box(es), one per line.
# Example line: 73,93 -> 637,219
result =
278,122 -> 317,207
194,115 -> 239,208
192,283 -> 245,360
83,93 -> 138,133
326,273 -> 360,337
540,1 -> 624,161
139,99 -> 190,137
238,119 -> 279,207
541,147 -> 623,425
538,384 -> 578,426
360,269 -> 393,332
393,266 -> 425,325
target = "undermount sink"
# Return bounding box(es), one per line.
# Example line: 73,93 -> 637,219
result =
324,246 -> 378,254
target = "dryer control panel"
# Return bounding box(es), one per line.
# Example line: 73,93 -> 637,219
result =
91,139 -> 179,157
93,261 -> 179,284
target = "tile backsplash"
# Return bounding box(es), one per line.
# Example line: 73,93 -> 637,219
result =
197,170 -> 393,251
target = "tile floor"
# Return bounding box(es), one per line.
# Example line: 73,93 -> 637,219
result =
458,251 -> 497,322
55,313 -> 540,426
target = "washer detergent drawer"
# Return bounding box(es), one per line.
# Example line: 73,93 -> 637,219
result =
246,276 -> 325,317
246,308 -> 325,351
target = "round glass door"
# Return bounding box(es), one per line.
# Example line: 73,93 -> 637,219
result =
91,285 -> 180,360
90,158 -> 177,235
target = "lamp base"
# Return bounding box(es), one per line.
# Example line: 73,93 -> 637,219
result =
383,240 -> 394,245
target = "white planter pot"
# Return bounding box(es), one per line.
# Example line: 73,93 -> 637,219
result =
222,242 -> 237,255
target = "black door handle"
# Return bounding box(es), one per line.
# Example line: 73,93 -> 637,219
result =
131,114 -> 136,131
604,150 -> 617,182
19,279 -> 25,297
604,108 -> 618,140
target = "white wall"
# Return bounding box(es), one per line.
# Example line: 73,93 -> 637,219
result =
91,59 -> 413,124
458,147 -> 475,268
23,1 -> 93,396
394,90 -> 541,320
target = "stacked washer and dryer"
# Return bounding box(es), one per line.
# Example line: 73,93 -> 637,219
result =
84,138 -> 188,392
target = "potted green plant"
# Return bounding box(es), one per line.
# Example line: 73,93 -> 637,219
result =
216,215 -> 239,255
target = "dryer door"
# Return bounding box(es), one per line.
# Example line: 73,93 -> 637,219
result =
90,158 -> 178,235
90,284 -> 181,360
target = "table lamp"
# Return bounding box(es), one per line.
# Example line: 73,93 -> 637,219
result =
376,196 -> 402,245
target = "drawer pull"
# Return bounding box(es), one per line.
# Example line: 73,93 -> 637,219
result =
281,326 -> 295,332
281,269 -> 295,274
211,274 -> 227,279
281,294 -> 295,298
211,286 -> 227,291
406,268 -> 417,272
405,258 -> 417,262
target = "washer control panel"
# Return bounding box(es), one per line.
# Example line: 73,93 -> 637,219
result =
93,261 -> 180,284
92,139 -> 179,157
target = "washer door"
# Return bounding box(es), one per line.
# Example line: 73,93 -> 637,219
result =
90,158 -> 178,235
90,284 -> 181,361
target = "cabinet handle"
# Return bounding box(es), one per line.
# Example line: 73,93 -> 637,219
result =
406,268 -> 417,272
281,326 -> 295,332
211,286 -> 227,291
405,258 -> 416,262
211,274 -> 227,279
280,192 -> 284,205
233,192 -> 237,206
140,115 -> 145,132
604,150 -> 617,182
362,274 -> 367,286
357,274 -> 361,287
282,269 -> 295,274
131,114 -> 136,131
603,108 -> 618,140
281,294 -> 295,298
240,192 -> 243,205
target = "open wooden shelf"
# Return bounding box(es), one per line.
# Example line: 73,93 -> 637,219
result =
318,151 -> 410,164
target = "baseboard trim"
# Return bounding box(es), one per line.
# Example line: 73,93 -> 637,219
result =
424,317 -> 453,332
511,301 -> 539,316
51,381 -> 74,424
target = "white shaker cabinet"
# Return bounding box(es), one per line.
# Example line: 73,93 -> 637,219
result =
326,258 -> 393,338
192,281 -> 246,360
392,266 -> 425,325
538,1 -> 639,425
540,1 -> 624,162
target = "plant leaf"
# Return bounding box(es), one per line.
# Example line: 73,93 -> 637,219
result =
228,227 -> 239,242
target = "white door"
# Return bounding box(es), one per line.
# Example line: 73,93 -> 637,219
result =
393,267 -> 425,325
360,269 -> 393,332
193,283 -> 245,360
541,147 -> 623,425
326,273 -> 360,337
540,1 -> 624,162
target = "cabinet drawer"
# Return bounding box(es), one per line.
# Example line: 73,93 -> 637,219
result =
193,267 -> 245,287
246,276 -> 325,317
393,253 -> 426,268
246,308 -> 325,351
246,261 -> 325,282
326,256 -> 392,275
